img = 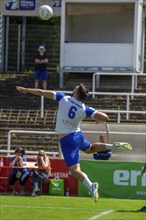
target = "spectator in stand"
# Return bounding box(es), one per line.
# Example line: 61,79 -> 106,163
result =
138,163 -> 146,212
31,150 -> 51,196
34,45 -> 49,90
8,147 -> 29,195
93,135 -> 112,160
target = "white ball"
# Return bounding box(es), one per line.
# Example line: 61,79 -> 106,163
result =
39,5 -> 53,20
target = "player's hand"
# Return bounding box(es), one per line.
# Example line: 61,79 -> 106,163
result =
16,86 -> 27,94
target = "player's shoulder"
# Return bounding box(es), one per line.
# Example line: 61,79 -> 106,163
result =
85,105 -> 96,112
85,105 -> 96,116
55,91 -> 66,102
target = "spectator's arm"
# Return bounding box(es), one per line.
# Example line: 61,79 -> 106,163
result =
35,58 -> 41,64
18,156 -> 24,167
41,58 -> 48,64
9,157 -> 17,166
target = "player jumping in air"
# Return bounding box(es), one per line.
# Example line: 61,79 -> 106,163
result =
16,83 -> 132,202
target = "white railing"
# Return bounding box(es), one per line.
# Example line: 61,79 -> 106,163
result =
40,90 -> 146,123
92,72 -> 146,99
89,92 -> 146,122
7,130 -> 60,157
96,109 -> 146,123
0,149 -> 59,157
5,128 -> 146,159
0,13 -> 3,71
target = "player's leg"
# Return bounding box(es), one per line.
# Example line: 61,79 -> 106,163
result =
84,141 -> 132,154
60,132 -> 99,202
69,163 -> 99,203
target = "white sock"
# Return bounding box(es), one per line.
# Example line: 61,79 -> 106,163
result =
105,144 -> 113,150
83,177 -> 92,190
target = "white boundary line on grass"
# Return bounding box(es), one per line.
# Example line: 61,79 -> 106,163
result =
88,210 -> 115,220
2,204 -> 99,211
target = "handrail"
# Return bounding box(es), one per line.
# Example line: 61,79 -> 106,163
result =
7,125 -> 109,157
6,128 -> 146,158
89,92 -> 146,121
96,109 -> 146,123
92,72 -> 146,99
7,130 -> 57,156
0,149 -> 59,157
56,91 -> 146,122
1,91 -> 145,123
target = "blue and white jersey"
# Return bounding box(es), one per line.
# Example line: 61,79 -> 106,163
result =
53,92 -> 97,134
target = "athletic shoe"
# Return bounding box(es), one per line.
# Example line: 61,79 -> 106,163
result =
31,191 -> 36,197
113,142 -> 132,150
139,206 -> 146,212
91,182 -> 99,203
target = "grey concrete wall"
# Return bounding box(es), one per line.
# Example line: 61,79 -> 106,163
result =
66,11 -> 134,43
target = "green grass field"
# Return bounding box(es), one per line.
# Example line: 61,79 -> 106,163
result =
0,195 -> 145,220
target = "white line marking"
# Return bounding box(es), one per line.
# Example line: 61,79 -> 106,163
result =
89,210 -> 115,220
1,204 -> 98,211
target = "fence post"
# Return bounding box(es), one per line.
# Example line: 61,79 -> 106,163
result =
41,96 -> 44,118
0,13 -> 3,71
7,130 -> 11,156
126,95 -> 130,120
117,113 -> 121,123
92,73 -> 96,99
17,24 -> 21,72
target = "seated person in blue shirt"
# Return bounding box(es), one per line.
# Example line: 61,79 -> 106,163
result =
8,147 -> 29,195
93,135 -> 112,160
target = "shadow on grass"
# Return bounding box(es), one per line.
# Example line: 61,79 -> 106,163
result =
116,210 -> 146,213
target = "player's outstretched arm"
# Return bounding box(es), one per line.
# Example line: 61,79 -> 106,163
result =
16,86 -> 55,99
93,111 -> 109,124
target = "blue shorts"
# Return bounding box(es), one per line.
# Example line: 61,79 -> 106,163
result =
60,131 -> 90,167
35,69 -> 47,80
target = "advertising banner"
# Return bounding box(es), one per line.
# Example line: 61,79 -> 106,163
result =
49,178 -> 64,196
0,156 -> 145,199
0,0 -> 61,16
79,160 -> 146,200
